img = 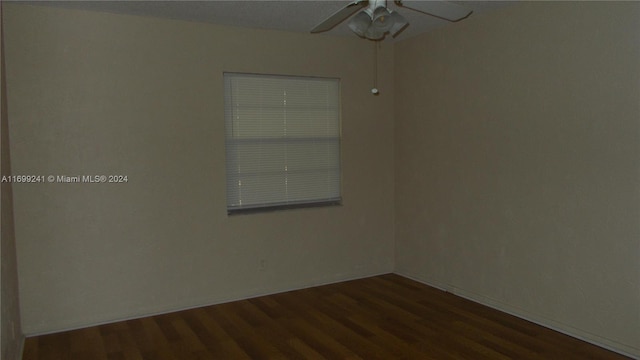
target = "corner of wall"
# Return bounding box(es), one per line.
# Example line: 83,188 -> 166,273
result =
1,2 -> 26,359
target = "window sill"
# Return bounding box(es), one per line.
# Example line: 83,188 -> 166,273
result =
227,200 -> 342,216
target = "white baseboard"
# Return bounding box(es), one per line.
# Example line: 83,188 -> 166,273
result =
24,269 -> 394,337
394,271 -> 639,359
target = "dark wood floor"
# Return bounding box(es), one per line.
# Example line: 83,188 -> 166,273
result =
23,274 -> 630,360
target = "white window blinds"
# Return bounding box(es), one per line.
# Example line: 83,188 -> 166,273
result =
224,73 -> 342,213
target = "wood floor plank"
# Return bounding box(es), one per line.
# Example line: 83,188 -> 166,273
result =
186,307 -> 253,359
69,326 -> 109,360
207,304 -> 288,359
23,274 -> 632,360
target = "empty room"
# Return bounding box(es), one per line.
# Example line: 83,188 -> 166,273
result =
1,1 -> 638,359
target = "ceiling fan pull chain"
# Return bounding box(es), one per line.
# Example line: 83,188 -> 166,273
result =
372,40 -> 380,95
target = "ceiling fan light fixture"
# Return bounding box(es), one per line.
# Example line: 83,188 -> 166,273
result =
365,27 -> 386,40
347,3 -> 408,40
347,11 -> 372,37
343,0 -> 413,40
387,11 -> 408,37
371,7 -> 393,32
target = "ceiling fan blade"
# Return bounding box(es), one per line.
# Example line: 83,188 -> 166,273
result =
311,0 -> 369,33
394,0 -> 472,22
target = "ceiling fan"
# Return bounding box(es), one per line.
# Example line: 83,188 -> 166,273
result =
311,0 -> 473,40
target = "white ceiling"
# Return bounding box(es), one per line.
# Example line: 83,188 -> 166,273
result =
27,0 -> 515,41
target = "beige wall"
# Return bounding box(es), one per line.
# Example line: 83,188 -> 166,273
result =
4,4 -> 395,334
1,2 -> 24,359
395,2 -> 639,357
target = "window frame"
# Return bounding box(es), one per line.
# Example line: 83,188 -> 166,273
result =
223,72 -> 343,215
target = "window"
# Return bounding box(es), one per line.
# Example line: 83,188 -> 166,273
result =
224,73 -> 341,214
